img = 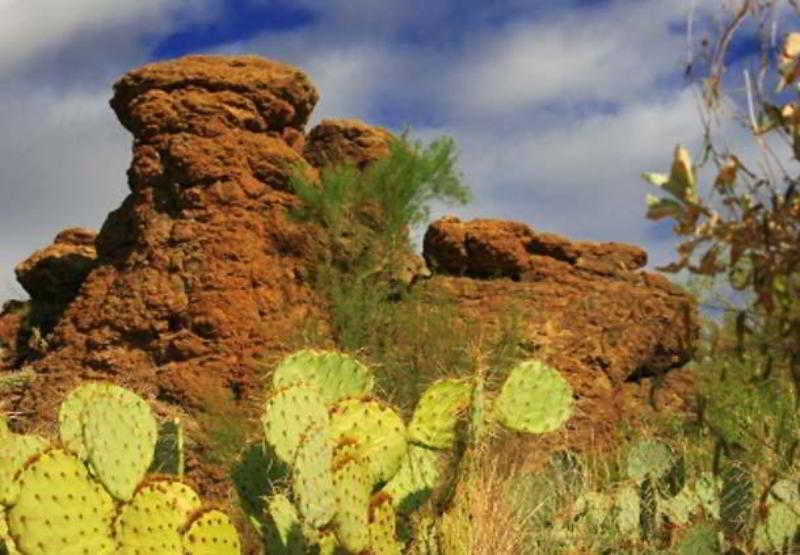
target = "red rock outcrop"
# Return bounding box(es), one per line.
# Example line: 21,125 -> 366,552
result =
15,227 -> 97,303
9,57 -> 330,469
422,216 -> 698,439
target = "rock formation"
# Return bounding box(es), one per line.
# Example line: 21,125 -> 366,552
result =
422,216 -> 698,440
0,55 -> 698,505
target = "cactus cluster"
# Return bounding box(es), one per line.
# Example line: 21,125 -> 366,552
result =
0,382 -> 240,555
259,348 -> 575,553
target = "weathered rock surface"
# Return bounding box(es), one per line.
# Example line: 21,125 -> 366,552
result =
422,216 -> 698,439
15,227 -> 97,303
304,118 -> 393,169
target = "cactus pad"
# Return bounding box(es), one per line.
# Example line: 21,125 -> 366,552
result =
292,422 -> 336,528
182,509 -> 241,555
0,432 -> 48,506
0,416 -> 8,438
273,349 -> 374,403
382,445 -> 441,514
330,397 -> 407,484
332,452 -> 371,553
573,491 -> 613,528
262,383 -> 329,464
58,382 -> 114,459
82,394 -> 158,500
626,439 -> 675,483
7,449 -> 115,555
754,479 -> 800,553
408,378 -> 473,449
495,360 -> 574,434
613,485 -> 640,537
675,523 -> 718,555
114,479 -> 201,554
660,484 -> 700,525
369,492 -> 401,555
264,493 -> 307,555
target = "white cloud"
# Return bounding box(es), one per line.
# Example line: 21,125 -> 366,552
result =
0,0 -> 220,76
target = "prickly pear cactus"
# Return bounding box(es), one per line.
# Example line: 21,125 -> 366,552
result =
495,360 -> 574,434
114,479 -> 201,554
0,505 -> 20,555
383,445 -> 442,514
264,493 -> 307,555
613,485 -> 641,537
369,492 -> 402,555
674,523 -> 719,555
0,416 -> 7,437
273,349 -> 374,404
292,422 -> 336,528
262,383 -> 329,465
573,491 -> 613,528
151,418 -> 185,476
182,508 -> 241,555
0,432 -> 48,505
58,381 -> 106,459
7,449 -> 116,555
82,393 -> 158,501
331,450 -> 372,552
626,439 -> 675,484
753,479 -> 800,553
408,378 -> 473,450
329,397 -> 407,484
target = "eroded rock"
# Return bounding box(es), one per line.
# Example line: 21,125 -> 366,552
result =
304,118 -> 393,169
15,227 -> 97,303
420,216 -> 698,440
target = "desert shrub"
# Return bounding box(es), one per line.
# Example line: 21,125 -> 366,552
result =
289,132 -> 475,410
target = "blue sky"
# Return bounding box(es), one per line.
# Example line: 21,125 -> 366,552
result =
0,0 -> 779,300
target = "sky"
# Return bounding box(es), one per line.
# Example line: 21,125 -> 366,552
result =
0,0 -> 785,301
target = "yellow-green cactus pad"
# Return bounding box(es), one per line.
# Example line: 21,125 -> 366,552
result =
495,360 -> 574,434
382,445 -> 441,514
332,453 -> 371,553
626,439 -> 675,483
754,479 -> 800,553
0,416 -> 8,438
83,394 -> 158,501
57,382 -> 108,459
369,492 -> 402,555
264,493 -> 307,555
292,422 -> 336,528
330,397 -> 407,484
8,449 -> 115,555
262,383 -> 329,465
114,479 -> 201,554
272,349 -> 374,404
182,508 -> 241,555
408,378 -> 473,450
1,505 -> 21,555
0,433 -> 48,506
613,485 -> 640,537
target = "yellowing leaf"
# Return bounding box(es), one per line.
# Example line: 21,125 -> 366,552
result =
778,33 -> 800,91
646,194 -> 682,220
668,146 -> 697,202
642,172 -> 670,187
714,157 -> 739,190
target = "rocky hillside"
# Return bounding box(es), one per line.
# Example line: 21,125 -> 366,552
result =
0,55 -> 698,499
